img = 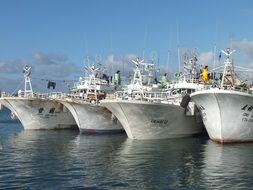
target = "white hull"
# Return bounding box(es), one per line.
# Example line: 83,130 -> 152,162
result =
0,97 -> 77,130
100,100 -> 203,140
191,89 -> 253,143
58,100 -> 124,134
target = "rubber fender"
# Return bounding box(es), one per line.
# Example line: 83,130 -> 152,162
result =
180,94 -> 191,108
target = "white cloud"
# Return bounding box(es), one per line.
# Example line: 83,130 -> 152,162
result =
31,52 -> 82,79
0,53 -> 81,93
102,54 -> 138,77
0,59 -> 28,74
198,51 -> 217,68
228,39 -> 253,82
36,64 -> 81,78
232,39 -> 253,60
0,76 -> 23,94
33,52 -> 68,65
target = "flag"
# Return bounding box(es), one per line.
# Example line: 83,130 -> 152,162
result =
47,81 -> 56,89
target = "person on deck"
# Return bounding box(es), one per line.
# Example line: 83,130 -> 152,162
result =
202,65 -> 209,83
161,73 -> 169,87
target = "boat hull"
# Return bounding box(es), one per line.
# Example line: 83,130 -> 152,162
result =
100,100 -> 203,140
58,100 -> 124,135
191,89 -> 253,143
0,98 -> 77,130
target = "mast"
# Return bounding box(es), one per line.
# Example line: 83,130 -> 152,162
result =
131,58 -> 144,90
177,23 -> 181,73
87,65 -> 99,102
182,52 -> 198,82
178,48 -> 181,73
23,65 -> 33,98
213,44 -> 217,84
220,48 -> 236,88
142,25 -> 148,59
167,51 -> 170,74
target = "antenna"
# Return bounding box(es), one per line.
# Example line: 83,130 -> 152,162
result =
83,33 -> 88,56
213,44 -> 217,84
142,25 -> 148,59
109,33 -> 115,76
177,23 -> 181,72
177,48 -> 181,73
212,21 -> 218,84
110,32 -> 113,53
229,33 -> 234,49
167,51 -> 170,74
83,55 -> 90,77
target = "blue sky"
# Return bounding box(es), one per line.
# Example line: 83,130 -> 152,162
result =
1,0 -> 253,92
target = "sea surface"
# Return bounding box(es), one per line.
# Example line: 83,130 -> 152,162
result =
1,109 -> 253,189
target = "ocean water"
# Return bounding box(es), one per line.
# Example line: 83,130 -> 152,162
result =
1,110 -> 253,189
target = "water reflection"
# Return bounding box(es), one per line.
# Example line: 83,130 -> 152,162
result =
69,134 -> 127,188
0,107 -> 19,124
0,129 -> 80,189
0,127 -> 253,189
112,137 -> 206,189
201,140 -> 253,189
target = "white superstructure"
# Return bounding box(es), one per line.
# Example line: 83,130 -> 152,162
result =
57,64 -> 124,134
191,48 -> 253,143
101,57 -> 204,140
0,65 -> 77,130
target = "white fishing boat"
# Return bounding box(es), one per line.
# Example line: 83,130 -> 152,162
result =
0,65 -> 77,130
191,48 -> 253,143
101,57 -> 204,140
57,64 -> 124,134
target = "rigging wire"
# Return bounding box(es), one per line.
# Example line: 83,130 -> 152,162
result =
210,65 -> 253,72
30,77 -> 76,83
11,79 -> 25,96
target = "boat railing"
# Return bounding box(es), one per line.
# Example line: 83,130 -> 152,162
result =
1,91 -> 69,100
0,90 -> 34,98
143,91 -> 166,100
111,89 -> 182,103
36,92 -> 67,100
194,83 -> 253,95
0,91 -> 11,98
226,85 -> 253,94
73,77 -> 111,88
170,75 -> 201,85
